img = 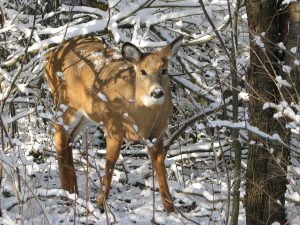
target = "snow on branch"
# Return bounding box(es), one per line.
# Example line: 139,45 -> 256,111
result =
186,19 -> 230,46
165,101 -> 229,149
263,101 -> 300,127
209,120 -> 299,154
1,0 -> 233,68
2,108 -> 36,125
60,4 -> 107,18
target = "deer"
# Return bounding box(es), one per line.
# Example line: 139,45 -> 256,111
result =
44,35 -> 183,214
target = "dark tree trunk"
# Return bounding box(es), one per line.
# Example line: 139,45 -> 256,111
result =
283,2 -> 300,103
245,0 -> 289,224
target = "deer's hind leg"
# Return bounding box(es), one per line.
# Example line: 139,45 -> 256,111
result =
54,123 -> 78,193
54,109 -> 85,194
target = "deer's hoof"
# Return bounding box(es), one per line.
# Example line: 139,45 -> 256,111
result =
97,192 -> 105,210
163,200 -> 175,215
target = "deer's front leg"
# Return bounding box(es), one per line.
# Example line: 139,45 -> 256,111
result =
54,123 -> 78,193
97,133 -> 122,209
148,140 -> 175,214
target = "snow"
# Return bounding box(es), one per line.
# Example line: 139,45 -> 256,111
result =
283,65 -> 292,74
282,0 -> 297,5
97,92 -> 108,102
1,0 -> 300,224
262,101 -> 300,128
56,71 -> 64,78
0,67 -> 12,82
275,76 -> 292,88
108,0 -> 120,8
290,47 -> 298,54
17,83 -> 30,95
278,42 -> 286,50
254,35 -> 264,48
60,4 -> 107,18
59,104 -> 68,112
175,20 -> 183,27
133,124 -> 139,132
239,92 -> 249,101
3,108 -> 36,125
271,222 -> 280,225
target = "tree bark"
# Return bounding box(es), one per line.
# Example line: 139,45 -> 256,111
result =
230,0 -> 242,224
245,0 -> 289,224
283,2 -> 300,104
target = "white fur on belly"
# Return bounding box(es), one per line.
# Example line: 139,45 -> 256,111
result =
141,95 -> 165,107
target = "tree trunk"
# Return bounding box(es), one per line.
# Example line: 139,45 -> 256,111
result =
283,2 -> 300,103
245,0 -> 289,224
230,0 -> 242,224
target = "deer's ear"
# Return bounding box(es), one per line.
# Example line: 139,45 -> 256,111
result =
162,35 -> 184,59
122,42 -> 142,64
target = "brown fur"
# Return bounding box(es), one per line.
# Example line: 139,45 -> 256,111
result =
44,35 -> 183,213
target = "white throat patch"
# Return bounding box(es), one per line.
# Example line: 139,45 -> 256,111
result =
141,95 -> 165,107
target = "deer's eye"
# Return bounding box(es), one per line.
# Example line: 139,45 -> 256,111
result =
161,69 -> 168,75
141,70 -> 148,76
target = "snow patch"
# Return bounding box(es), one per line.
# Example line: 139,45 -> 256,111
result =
277,42 -> 286,50
175,20 -> 183,27
133,124 -> 139,132
290,46 -> 297,54
60,104 -> 68,112
97,92 -> 108,102
282,65 -> 291,74
275,76 -> 292,88
17,84 -> 30,95
254,35 -> 264,48
56,71 -> 64,78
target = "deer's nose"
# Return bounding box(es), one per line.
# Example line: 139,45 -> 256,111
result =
151,88 -> 164,99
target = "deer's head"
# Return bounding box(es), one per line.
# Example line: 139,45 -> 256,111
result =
122,36 -> 183,107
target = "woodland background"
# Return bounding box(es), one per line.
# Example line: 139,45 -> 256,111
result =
0,0 -> 300,224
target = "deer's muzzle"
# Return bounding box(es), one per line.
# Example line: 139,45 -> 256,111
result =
150,88 -> 164,99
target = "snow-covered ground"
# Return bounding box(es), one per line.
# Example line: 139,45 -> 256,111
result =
1,116 -> 299,224
0,127 -> 240,225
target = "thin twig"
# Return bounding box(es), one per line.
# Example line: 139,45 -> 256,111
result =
185,19 -> 230,46
151,161 -> 156,225
174,204 -> 201,225
198,0 -> 230,58
85,130 -> 90,225
0,162 -> 2,217
229,0 -> 242,222
217,129 -> 231,225
0,115 -> 13,148
164,102 -> 229,149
